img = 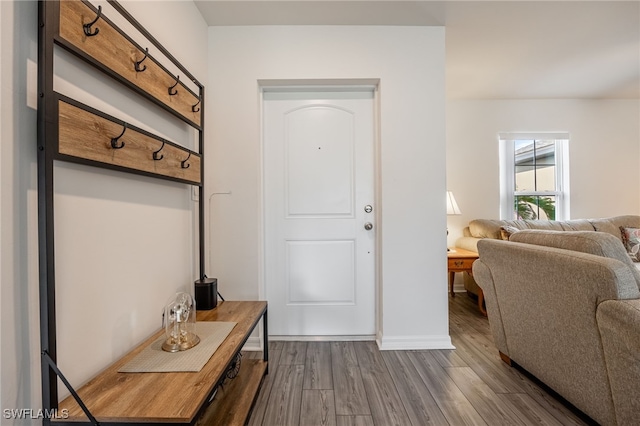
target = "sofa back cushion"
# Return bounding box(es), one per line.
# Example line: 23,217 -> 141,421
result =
468,218 -> 594,240
589,215 -> 640,242
510,230 -> 640,293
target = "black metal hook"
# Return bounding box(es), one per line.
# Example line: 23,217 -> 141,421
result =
181,152 -> 191,169
83,5 -> 102,37
110,123 -> 126,149
134,47 -> 148,72
153,141 -> 165,161
168,75 -> 180,96
192,99 -> 201,113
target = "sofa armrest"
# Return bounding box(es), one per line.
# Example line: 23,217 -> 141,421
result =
472,259 -> 508,355
597,299 -> 640,426
475,239 -> 635,425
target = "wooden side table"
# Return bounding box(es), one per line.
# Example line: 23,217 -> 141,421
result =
447,248 -> 485,316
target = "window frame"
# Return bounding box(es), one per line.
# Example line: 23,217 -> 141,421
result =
499,132 -> 570,221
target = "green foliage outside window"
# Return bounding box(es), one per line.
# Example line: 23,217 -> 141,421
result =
515,196 -> 556,220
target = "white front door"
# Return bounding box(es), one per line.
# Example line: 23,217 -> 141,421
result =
263,89 -> 376,337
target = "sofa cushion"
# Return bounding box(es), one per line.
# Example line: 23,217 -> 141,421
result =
469,218 -> 594,240
510,230 -> 640,293
590,215 -> 640,242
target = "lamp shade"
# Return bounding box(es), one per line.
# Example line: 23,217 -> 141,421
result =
446,191 -> 461,215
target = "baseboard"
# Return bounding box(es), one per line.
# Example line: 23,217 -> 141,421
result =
243,334 -> 455,351
242,335 -> 377,351
269,335 -> 375,342
241,336 -> 263,351
376,334 -> 455,350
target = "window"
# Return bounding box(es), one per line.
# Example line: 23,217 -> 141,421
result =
499,133 -> 570,221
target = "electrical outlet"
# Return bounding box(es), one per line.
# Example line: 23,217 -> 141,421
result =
192,186 -> 199,202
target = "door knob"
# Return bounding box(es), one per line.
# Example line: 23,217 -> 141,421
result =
364,222 -> 373,231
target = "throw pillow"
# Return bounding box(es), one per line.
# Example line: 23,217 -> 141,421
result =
500,225 -> 520,241
620,226 -> 640,262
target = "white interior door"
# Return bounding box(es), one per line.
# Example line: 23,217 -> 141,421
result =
263,88 -> 376,337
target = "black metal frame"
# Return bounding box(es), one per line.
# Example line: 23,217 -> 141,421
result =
37,1 -> 206,424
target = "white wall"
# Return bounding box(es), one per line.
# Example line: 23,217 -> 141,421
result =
0,1 -> 207,422
207,26 -> 449,349
0,0 -> 5,416
1,1 -> 39,420
446,99 -> 640,245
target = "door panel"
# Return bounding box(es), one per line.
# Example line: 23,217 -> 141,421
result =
286,240 -> 355,305
286,106 -> 354,216
264,89 -> 375,336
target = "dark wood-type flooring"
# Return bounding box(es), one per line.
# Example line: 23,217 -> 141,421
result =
243,294 -> 591,426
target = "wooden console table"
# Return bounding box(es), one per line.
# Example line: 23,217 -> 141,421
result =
447,248 -> 486,316
54,301 -> 268,426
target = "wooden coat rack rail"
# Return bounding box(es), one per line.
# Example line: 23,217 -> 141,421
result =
57,94 -> 202,185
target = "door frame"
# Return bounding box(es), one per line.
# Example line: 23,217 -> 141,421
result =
258,79 -> 382,341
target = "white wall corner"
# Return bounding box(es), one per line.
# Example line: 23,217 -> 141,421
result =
376,334 -> 455,351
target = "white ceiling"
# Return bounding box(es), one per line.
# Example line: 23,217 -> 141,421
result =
194,1 -> 640,100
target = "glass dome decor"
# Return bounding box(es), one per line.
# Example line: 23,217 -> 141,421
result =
162,292 -> 200,352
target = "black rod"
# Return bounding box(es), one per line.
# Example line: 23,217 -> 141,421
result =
198,87 -> 205,279
38,1 -> 59,421
263,308 -> 269,374
42,351 -> 99,425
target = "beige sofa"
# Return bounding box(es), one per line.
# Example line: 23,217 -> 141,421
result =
456,215 -> 640,296
473,229 -> 640,426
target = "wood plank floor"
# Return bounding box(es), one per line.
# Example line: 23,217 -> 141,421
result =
244,294 -> 592,426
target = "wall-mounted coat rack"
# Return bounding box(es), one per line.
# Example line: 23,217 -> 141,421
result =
37,1 -> 206,424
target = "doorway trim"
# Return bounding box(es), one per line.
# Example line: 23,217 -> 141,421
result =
258,78 -> 382,341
